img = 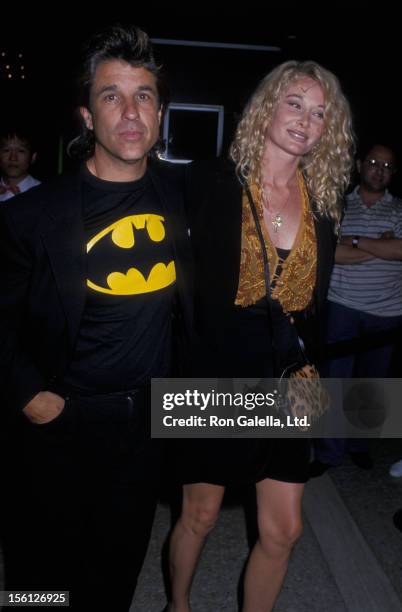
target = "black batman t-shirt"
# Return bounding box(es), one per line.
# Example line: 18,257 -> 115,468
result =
62,165 -> 176,393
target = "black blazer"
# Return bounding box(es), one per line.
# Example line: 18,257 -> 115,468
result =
186,159 -> 337,363
0,160 -> 192,413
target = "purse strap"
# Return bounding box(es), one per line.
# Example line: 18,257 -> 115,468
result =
243,182 -> 273,308
243,181 -> 306,363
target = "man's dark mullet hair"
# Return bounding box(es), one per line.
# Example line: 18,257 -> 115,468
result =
68,24 -> 165,160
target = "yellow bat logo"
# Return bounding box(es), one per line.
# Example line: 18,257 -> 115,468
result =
86,214 -> 176,295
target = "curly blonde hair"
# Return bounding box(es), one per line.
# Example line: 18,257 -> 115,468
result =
230,60 -> 355,222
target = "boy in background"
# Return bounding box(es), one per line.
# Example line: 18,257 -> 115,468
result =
0,128 -> 40,201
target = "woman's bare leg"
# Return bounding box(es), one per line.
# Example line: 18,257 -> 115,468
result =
242,478 -> 304,612
168,482 -> 225,612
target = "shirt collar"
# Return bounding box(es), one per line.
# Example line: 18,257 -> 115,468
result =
349,185 -> 394,205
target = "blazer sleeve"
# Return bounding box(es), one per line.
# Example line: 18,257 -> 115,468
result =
0,208 -> 47,413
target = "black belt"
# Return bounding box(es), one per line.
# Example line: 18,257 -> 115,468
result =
58,384 -> 148,399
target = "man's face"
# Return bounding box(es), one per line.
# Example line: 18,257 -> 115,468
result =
80,60 -> 161,178
0,136 -> 35,182
359,145 -> 396,194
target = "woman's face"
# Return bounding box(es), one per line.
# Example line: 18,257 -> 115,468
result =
265,76 -> 325,159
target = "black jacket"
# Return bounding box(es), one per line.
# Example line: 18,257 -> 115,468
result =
186,159 -> 337,365
0,160 -> 193,414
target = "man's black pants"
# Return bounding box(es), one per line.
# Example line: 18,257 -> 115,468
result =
2,390 -> 161,611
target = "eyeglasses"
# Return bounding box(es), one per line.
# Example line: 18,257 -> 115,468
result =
364,158 -> 395,172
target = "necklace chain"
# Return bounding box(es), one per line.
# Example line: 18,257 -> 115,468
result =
261,186 -> 291,232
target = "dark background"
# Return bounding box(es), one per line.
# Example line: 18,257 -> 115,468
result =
1,7 -> 400,193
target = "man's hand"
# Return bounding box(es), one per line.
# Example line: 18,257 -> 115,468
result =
23,391 -> 66,424
339,234 -> 402,261
335,244 -> 374,264
339,235 -> 357,247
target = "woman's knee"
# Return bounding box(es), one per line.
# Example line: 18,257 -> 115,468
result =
180,492 -> 222,538
259,517 -> 303,554
255,479 -> 305,555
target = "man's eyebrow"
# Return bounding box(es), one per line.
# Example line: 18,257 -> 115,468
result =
137,85 -> 157,94
95,84 -> 118,97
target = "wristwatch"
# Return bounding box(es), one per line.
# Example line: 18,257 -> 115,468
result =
352,236 -> 360,249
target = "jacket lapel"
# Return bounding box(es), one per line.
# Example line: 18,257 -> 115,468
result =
208,164 -> 243,304
148,162 -> 193,331
313,211 -> 336,311
40,175 -> 87,348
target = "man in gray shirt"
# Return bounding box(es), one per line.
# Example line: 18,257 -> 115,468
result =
311,143 -> 402,475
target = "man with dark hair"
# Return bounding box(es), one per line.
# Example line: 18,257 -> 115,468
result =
68,23 -> 168,161
0,129 -> 40,200
311,143 -> 402,476
0,24 -> 191,610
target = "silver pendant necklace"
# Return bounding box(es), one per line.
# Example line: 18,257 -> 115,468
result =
272,213 -> 283,232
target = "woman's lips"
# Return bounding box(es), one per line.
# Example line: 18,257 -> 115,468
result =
287,129 -> 307,142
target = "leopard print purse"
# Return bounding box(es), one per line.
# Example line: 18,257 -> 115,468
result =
276,357 -> 330,431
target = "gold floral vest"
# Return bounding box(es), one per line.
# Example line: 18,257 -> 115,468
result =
235,173 -> 317,313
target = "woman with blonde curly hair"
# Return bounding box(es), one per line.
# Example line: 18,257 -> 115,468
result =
167,60 -> 354,612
